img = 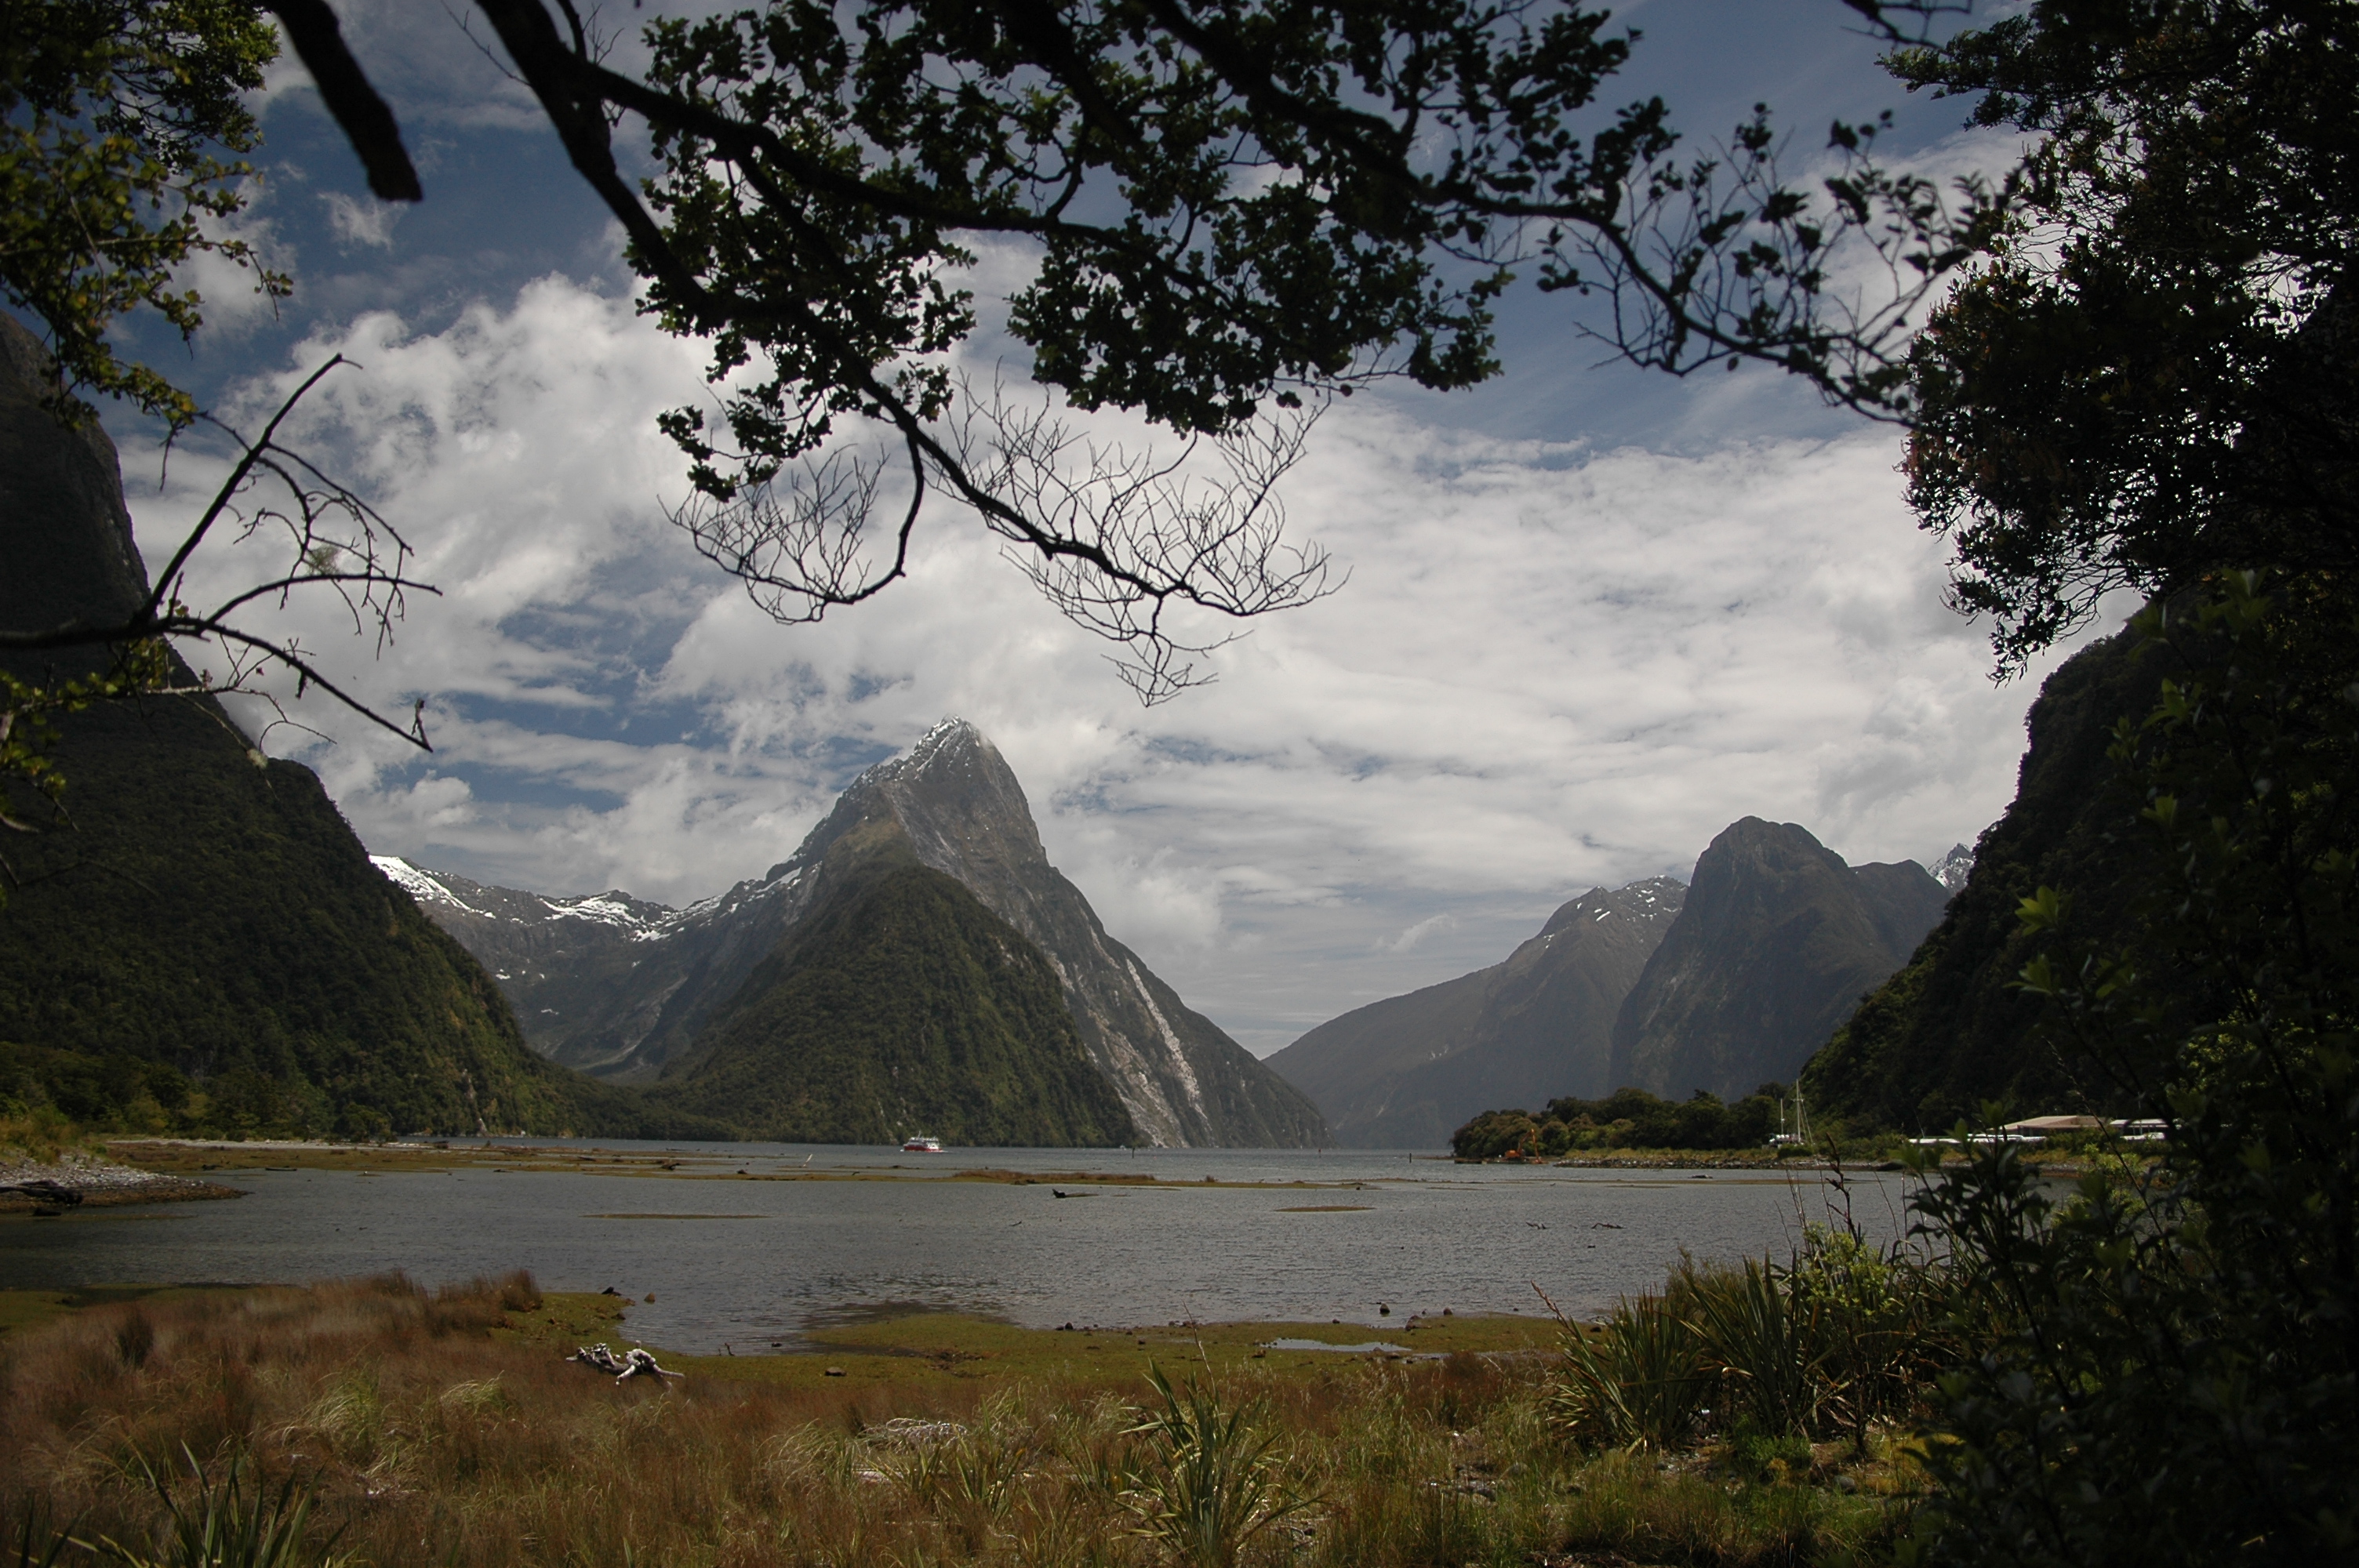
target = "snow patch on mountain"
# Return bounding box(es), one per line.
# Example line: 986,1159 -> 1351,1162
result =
373,855 -> 485,916
1927,843 -> 1975,894
540,894 -> 659,931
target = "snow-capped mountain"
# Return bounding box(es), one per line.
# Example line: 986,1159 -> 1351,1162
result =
369,855 -> 817,1079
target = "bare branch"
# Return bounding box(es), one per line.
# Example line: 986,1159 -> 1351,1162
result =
0,358 -> 437,766
946,381 -> 1336,703
663,378 -> 1334,705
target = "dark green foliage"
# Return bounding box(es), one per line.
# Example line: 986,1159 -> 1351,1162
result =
652,857 -> 1136,1147
0,0 -> 288,426
1890,1 -> 2359,667
1550,1232 -> 1947,1455
0,685 -> 703,1140
1449,1085 -> 1780,1159
1904,579 -> 2359,1565
1805,619 -> 2170,1131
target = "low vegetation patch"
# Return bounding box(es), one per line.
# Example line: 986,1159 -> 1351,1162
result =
0,1274 -> 1909,1566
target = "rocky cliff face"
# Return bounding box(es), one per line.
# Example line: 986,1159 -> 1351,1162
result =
1264,878 -> 1685,1147
0,323 -> 149,644
398,720 -> 1329,1147
1608,819 -> 1949,1100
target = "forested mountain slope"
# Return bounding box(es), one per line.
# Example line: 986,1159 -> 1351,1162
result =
1803,622 -> 2167,1128
0,317 -> 680,1139
649,853 -> 1136,1146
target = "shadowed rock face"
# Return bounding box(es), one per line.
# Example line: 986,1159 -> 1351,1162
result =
1803,622 -> 2172,1129
398,720 -> 1329,1148
1607,819 -> 1949,1101
1264,879 -> 1686,1147
0,320 -> 148,648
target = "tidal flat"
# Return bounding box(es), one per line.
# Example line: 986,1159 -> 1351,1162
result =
2,1144 -> 1927,1563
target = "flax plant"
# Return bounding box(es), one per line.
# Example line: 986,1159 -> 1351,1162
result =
1550,1294 -> 1708,1451
1686,1258 -> 1826,1439
100,1450 -> 349,1568
1121,1367 -> 1305,1568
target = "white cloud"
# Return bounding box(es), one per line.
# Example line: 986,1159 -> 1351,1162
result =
323,191 -> 402,249
132,273 -> 2092,1058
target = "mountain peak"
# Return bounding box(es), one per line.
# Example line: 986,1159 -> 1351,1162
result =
1537,875 -> 1685,939
1266,874 -> 1688,1145
399,717 -> 1324,1145
780,717 -> 1045,882
1608,819 -> 1949,1098
894,716 -> 988,774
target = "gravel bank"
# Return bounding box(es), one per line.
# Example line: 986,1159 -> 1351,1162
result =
0,1154 -> 245,1212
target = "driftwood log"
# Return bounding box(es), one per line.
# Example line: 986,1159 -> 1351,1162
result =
2,1180 -> 83,1206
565,1343 -> 684,1384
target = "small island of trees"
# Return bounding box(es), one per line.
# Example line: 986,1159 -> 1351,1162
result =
1450,1087 -> 1789,1160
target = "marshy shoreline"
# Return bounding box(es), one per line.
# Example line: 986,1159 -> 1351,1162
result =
0,1272 -> 1917,1566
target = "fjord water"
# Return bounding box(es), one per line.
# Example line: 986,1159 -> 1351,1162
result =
1,1144 -> 1914,1353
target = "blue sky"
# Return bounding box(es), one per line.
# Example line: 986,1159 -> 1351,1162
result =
89,1 -> 2105,1056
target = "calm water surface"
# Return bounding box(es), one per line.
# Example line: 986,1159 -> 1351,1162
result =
0,1142 -> 1918,1352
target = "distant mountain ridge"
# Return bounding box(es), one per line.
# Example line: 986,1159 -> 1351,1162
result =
1608,818 -> 1950,1100
395,720 -> 1326,1148
1264,878 -> 1686,1147
1268,822 -> 1957,1142
370,855 -> 806,1075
